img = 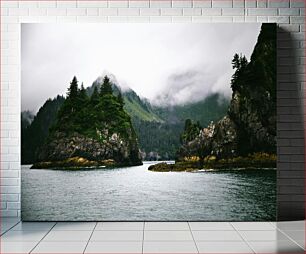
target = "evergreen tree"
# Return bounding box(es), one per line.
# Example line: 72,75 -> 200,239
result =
100,76 -> 113,95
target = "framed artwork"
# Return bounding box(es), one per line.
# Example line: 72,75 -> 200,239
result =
21,23 -> 276,221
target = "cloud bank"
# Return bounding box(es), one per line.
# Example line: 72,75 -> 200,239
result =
21,23 -> 261,112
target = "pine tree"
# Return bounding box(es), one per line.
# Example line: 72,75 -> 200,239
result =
100,76 -> 113,95
67,76 -> 79,100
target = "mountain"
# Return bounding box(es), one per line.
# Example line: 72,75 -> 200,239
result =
21,76 -> 229,164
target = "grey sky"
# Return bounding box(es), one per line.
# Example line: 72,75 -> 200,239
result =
21,23 -> 261,112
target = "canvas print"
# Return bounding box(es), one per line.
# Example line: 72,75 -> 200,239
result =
21,23 -> 276,221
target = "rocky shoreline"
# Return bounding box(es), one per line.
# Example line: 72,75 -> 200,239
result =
148,153 -> 276,172
31,156 -> 143,170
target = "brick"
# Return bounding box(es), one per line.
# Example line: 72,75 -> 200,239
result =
183,8 -> 202,15
1,186 -> 20,194
8,8 -> 29,16
257,0 -> 267,8
172,0 -> 192,7
99,8 -> 118,16
0,171 -> 19,178
150,0 -> 172,8
247,8 -> 278,15
67,8 -> 86,16
77,0 -> 107,8
268,16 -> 290,23
107,16 -> 129,22
193,0 -> 212,7
39,1 -> 57,8
244,17 -> 257,23
278,8 -> 300,15
212,16 -> 233,22
290,0 -> 305,7
149,16 -> 172,22
47,8 -> 67,16
268,0 -> 290,7
29,8 -> 47,16
172,16 -> 192,22
1,1 -> 18,8
0,210 -> 18,217
222,8 -> 245,15
56,1 -> 77,8
18,1 -> 38,8
86,8 -> 99,16
202,8 -> 221,15
161,8 -> 183,16
118,8 -> 140,16
290,16 -> 305,24
233,16 -> 245,22
1,194 -> 19,202
7,202 -> 20,210
245,0 -> 256,7
129,0 -> 149,7
108,0 -> 128,8
233,0 -> 244,8
127,16 -> 150,22
140,8 -> 160,16
257,16 -> 268,22
0,178 -> 19,186
212,0 -> 233,7
191,16 -> 211,22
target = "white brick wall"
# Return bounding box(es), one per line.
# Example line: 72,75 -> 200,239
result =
0,0 -> 305,219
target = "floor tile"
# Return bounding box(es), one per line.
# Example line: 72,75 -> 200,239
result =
192,230 -> 243,241
248,240 -> 305,253
12,222 -> 55,231
42,230 -> 92,242
32,241 -> 87,253
275,221 -> 305,231
282,230 -> 305,249
1,241 -> 38,253
239,230 -> 291,241
189,222 -> 234,231
52,222 -> 96,231
85,241 -> 143,253
90,230 -> 143,241
0,230 -> 47,242
144,230 -> 193,241
145,222 -> 189,231
143,241 -> 198,253
96,222 -> 143,231
197,241 -> 253,253
231,222 -> 276,231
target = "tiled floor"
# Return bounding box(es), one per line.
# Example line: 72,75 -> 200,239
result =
0,219 -> 304,253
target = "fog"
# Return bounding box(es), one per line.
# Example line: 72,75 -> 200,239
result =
21,23 -> 261,112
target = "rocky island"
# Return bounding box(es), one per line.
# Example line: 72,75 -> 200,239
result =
149,24 -> 276,172
31,76 -> 142,169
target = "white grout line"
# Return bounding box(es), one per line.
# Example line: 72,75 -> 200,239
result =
141,221 -> 145,254
229,222 -> 256,254
0,220 -> 21,236
29,222 -> 57,254
277,227 -> 305,251
187,222 -> 200,254
82,222 -> 97,254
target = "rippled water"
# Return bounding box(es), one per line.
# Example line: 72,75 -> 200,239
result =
21,161 -> 276,221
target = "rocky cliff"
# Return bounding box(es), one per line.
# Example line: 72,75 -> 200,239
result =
178,24 -> 276,161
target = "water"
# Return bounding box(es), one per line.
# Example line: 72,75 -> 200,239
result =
21,161 -> 276,221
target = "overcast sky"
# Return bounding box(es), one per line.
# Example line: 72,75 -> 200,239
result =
22,23 -> 261,112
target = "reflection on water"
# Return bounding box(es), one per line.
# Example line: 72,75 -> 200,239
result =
21,161 -> 276,221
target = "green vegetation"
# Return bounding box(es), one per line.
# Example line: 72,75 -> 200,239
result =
30,76 -> 142,168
